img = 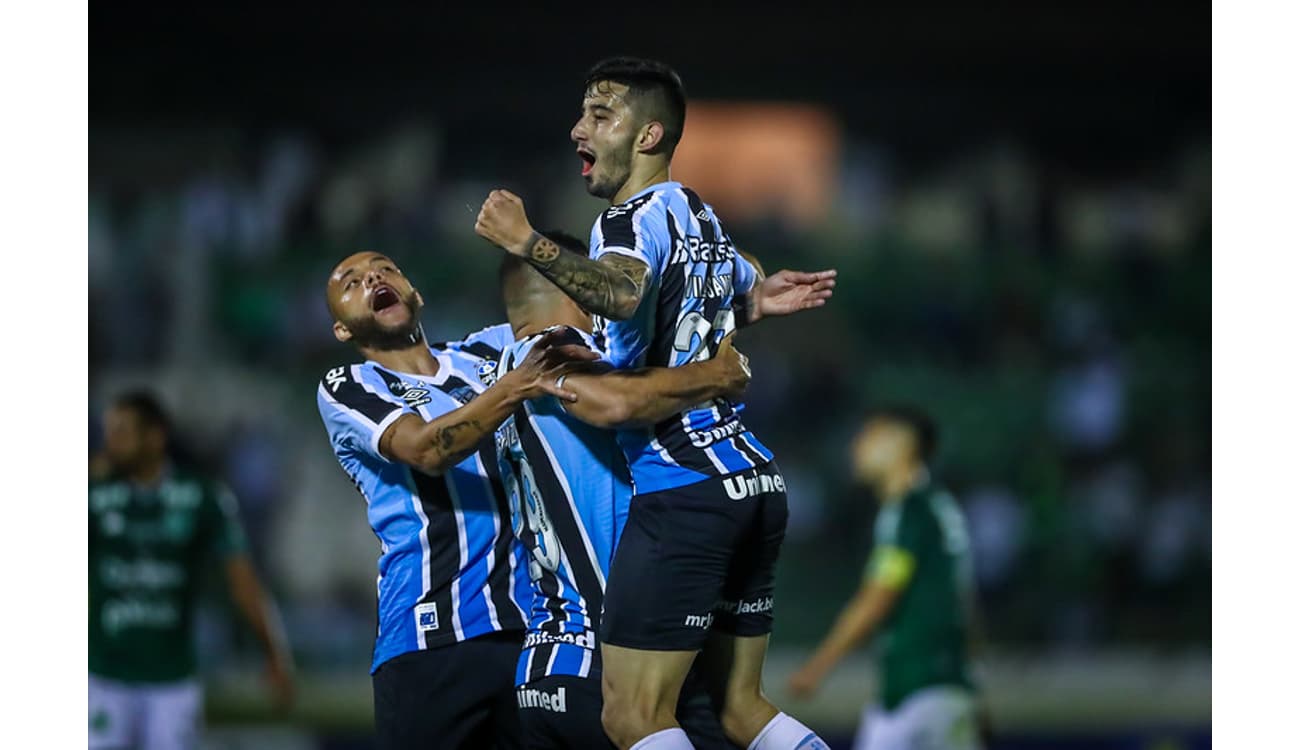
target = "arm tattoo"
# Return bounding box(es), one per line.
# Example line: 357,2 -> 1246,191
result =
431,419 -> 482,465
523,232 -> 648,319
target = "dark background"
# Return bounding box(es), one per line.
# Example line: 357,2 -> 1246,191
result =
89,3 -> 1210,747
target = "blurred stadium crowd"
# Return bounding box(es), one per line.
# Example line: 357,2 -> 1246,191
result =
88,121 -> 1210,681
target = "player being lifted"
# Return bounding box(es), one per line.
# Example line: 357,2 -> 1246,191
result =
315,251 -> 597,749
476,58 -> 834,750
496,232 -> 752,749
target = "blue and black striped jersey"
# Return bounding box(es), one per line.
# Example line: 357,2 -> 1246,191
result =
316,339 -> 529,673
589,181 -> 775,494
493,326 -> 631,685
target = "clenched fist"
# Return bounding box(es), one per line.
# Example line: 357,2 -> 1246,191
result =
475,189 -> 536,256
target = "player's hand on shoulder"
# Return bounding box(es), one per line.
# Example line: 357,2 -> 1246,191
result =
475,189 -> 534,256
753,268 -> 838,322
499,328 -> 602,403
709,332 -> 752,401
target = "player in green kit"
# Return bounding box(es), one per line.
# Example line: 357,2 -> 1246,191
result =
89,391 -> 295,750
788,407 -> 984,750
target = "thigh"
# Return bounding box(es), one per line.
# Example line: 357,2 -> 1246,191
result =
88,675 -> 136,750
138,680 -> 202,750
517,676 -> 614,750
601,484 -> 739,653
715,464 -> 788,638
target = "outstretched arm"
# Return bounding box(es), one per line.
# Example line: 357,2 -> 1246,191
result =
560,333 -> 752,429
737,255 -> 837,328
475,190 -> 650,320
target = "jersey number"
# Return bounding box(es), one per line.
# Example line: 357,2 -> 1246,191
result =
673,308 -> 736,363
501,421 -> 562,581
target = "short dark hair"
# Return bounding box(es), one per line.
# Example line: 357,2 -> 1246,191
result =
113,390 -> 170,435
868,405 -> 939,464
585,57 -> 687,155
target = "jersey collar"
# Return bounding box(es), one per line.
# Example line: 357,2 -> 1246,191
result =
623,180 -> 680,203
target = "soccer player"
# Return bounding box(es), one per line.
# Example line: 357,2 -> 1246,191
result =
315,250 -> 598,749
89,391 -> 294,750
787,408 -> 984,750
496,232 -> 751,749
475,57 -> 834,750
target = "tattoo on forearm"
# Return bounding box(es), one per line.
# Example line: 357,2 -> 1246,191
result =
432,419 -> 482,464
526,234 -> 561,264
523,232 -> 648,318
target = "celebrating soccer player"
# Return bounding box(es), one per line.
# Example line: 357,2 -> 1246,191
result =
496,231 -> 753,749
475,57 -> 834,750
315,251 -> 598,749
788,408 -> 986,750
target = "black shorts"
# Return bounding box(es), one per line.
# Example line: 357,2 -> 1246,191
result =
600,462 -> 789,652
515,671 -> 739,750
372,631 -> 523,750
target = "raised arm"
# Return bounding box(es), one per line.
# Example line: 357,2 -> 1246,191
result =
475,189 -> 649,320
560,333 -> 752,429
382,331 -> 599,474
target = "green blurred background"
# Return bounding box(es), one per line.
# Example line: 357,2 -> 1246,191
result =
90,3 -> 1209,747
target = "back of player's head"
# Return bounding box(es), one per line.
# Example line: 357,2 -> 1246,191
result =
867,405 -> 939,465
499,230 -> 588,315
112,389 -> 171,437
585,56 -> 686,156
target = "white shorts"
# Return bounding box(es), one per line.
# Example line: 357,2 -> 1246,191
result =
853,685 -> 981,750
88,674 -> 202,750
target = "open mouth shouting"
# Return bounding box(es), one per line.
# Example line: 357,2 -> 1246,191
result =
577,146 -> 597,177
370,284 -> 402,314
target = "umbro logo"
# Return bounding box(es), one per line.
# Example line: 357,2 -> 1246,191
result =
696,209 -> 709,221
401,388 -> 431,407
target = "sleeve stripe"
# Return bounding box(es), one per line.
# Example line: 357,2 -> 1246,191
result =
369,408 -> 408,462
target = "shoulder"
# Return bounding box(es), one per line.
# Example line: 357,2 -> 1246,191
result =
501,325 -> 599,370
431,323 -> 513,361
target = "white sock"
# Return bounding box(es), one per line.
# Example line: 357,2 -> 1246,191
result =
748,712 -> 830,750
629,727 -> 695,750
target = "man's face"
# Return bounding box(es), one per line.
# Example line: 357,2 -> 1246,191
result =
103,406 -> 162,471
851,420 -> 913,487
327,252 -> 425,350
571,80 -> 640,200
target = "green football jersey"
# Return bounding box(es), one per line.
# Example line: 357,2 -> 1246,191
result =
866,480 -> 975,710
88,469 -> 247,683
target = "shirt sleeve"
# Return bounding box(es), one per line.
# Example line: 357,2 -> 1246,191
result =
202,482 -> 249,559
590,193 -> 668,276
317,365 -> 414,462
863,502 -> 924,590
733,252 -> 759,296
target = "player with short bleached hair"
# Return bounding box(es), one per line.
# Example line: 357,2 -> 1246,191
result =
316,250 -> 597,749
